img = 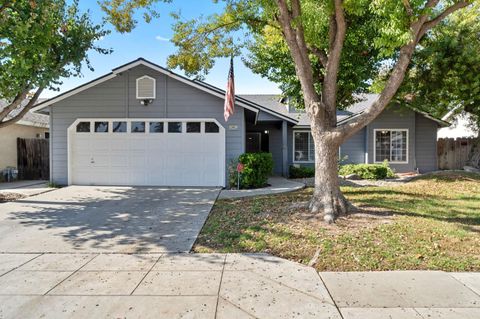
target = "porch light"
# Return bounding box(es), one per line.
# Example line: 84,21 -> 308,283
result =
264,130 -> 269,134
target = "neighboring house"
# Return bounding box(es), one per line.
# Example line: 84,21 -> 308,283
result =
0,101 -> 49,172
32,58 -> 448,187
438,112 -> 477,139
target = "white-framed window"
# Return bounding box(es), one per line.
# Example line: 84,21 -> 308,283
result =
293,131 -> 314,163
374,129 -> 408,163
136,75 -> 156,99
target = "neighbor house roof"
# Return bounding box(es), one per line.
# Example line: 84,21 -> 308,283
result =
0,99 -> 49,128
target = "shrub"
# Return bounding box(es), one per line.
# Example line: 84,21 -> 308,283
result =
237,152 -> 274,189
289,165 -> 315,178
339,161 -> 396,180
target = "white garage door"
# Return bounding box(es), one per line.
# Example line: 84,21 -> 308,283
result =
68,119 -> 225,187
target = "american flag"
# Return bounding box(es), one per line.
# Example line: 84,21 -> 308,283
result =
224,57 -> 235,122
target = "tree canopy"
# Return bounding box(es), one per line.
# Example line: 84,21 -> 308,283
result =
395,2 -> 480,130
0,0 -> 110,127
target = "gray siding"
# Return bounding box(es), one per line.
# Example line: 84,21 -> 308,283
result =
50,65 -> 245,185
415,113 -> 438,173
366,105 -> 416,172
340,128 -> 366,164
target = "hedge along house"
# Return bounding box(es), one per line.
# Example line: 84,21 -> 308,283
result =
33,58 -> 449,187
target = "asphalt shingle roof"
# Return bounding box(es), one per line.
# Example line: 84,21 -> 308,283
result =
0,98 -> 49,127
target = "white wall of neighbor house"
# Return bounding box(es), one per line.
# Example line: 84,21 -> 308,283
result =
49,64 -> 245,185
0,123 -> 49,170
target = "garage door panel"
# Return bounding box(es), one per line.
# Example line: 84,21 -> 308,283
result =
70,119 -> 224,186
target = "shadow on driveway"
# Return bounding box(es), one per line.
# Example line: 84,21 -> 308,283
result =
0,186 -> 220,253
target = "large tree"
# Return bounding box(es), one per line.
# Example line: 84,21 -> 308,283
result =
393,2 -> 480,168
0,0 -> 110,128
102,0 -> 474,223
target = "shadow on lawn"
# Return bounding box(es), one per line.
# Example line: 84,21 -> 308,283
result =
345,188 -> 480,233
2,187 -> 219,252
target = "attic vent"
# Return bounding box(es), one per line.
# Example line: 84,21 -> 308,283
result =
136,76 -> 156,99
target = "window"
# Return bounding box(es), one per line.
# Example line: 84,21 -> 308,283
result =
149,122 -> 164,133
205,122 -> 219,133
168,122 -> 182,133
76,122 -> 90,133
94,121 -> 108,133
374,129 -> 408,163
294,131 -> 314,162
131,121 -> 146,133
186,122 -> 201,133
112,121 -> 127,133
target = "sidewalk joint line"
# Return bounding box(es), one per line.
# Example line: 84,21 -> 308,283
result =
0,253 -> 44,278
43,254 -> 99,296
213,254 -> 227,319
129,254 -> 163,295
317,272 -> 345,319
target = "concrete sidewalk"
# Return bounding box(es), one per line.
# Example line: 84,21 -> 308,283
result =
0,253 -> 478,318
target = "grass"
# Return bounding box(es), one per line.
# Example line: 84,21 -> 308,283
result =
193,171 -> 480,271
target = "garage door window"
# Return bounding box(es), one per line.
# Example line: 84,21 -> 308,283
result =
76,122 -> 90,133
168,122 -> 182,133
205,122 -> 219,133
187,122 -> 201,133
149,122 -> 164,133
131,121 -> 146,133
95,122 -> 109,133
113,121 -> 127,133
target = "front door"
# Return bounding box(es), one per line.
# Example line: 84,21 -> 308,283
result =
246,132 -> 262,153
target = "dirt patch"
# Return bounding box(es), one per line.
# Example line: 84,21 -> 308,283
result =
0,192 -> 26,203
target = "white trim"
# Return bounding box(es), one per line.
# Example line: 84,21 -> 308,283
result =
373,128 -> 409,164
292,130 -> 314,164
31,74 -> 118,112
33,59 -> 304,123
136,75 -> 156,99
67,118 -> 226,187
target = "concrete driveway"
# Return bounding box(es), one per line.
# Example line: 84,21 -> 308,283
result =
0,186 -> 220,253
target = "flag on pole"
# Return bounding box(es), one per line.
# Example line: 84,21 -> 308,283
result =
224,57 -> 235,122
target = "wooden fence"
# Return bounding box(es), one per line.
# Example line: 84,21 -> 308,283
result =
17,138 -> 49,180
437,137 -> 475,170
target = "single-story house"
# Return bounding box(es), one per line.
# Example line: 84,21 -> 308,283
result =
0,101 -> 49,173
32,58 -> 448,187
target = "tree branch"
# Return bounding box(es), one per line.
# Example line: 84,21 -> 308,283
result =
275,0 -> 318,104
334,0 -> 470,140
322,0 -> 346,124
402,0 -> 413,16
0,88 -> 44,129
308,45 -> 328,68
418,1 -> 471,39
0,89 -> 30,121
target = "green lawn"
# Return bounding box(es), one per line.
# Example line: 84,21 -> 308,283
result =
193,171 -> 480,271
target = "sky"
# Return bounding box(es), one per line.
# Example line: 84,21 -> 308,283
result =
41,0 -> 281,98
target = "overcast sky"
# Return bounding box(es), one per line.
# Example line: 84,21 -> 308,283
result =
41,0 -> 281,98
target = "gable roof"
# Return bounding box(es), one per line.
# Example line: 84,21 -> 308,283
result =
241,93 -> 450,127
1,99 -> 49,128
32,58 -> 297,124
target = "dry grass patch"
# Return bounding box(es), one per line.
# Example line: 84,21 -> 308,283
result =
194,171 -> 480,271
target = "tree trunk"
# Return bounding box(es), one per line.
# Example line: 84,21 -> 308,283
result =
467,133 -> 480,168
308,128 -> 354,223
